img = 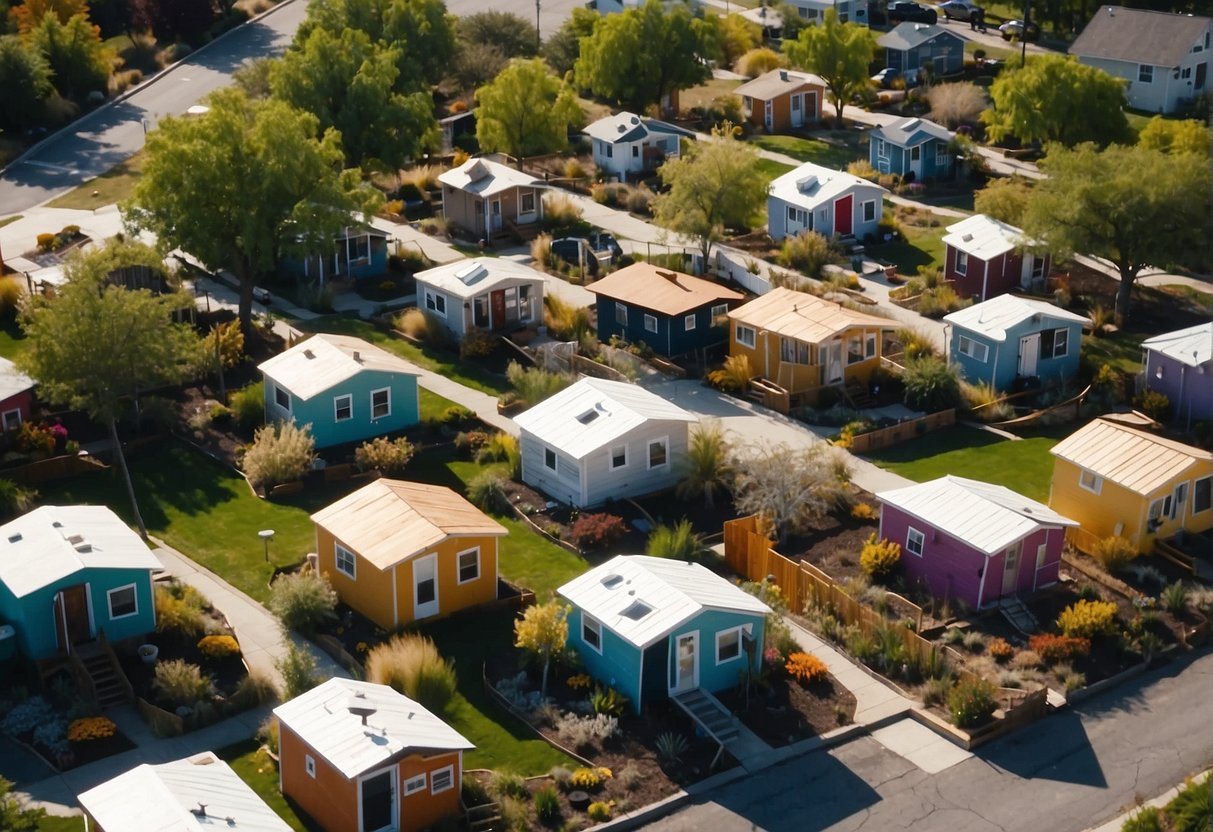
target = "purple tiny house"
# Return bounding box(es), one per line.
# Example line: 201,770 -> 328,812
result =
876,476 -> 1077,609
1141,322 -> 1213,429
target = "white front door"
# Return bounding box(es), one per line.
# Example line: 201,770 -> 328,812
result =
672,632 -> 698,693
791,94 -> 804,127
909,144 -> 922,178
764,100 -> 773,131
1018,334 -> 1039,377
490,200 -> 502,232
413,554 -> 439,619
826,339 -> 844,384
1002,541 -> 1021,596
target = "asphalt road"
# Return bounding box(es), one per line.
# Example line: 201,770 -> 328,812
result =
647,651 -> 1213,832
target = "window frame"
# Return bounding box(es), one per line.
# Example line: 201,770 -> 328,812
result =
544,447 -> 557,471
370,387 -> 391,420
582,614 -> 603,654
334,394 -> 353,422
1079,469 -> 1103,495
1,409 -> 21,431
424,289 -> 447,318
520,191 -> 536,213
335,543 -> 357,580
643,313 -> 658,334
736,324 -> 756,348
1194,476 -> 1212,513
609,444 -> 627,470
430,765 -> 455,795
906,527 -> 925,557
615,303 -> 628,327
647,437 -> 669,470
715,626 -> 743,665
1149,495 -> 1173,524
861,199 -> 876,223
954,250 -> 968,276
684,313 -> 697,332
1050,328 -> 1069,359
107,583 -> 138,620
305,755 -> 316,778
710,303 -> 729,326
274,384 -> 292,413
1138,63 -> 1154,83
404,774 -> 427,796
865,332 -> 877,359
456,547 -> 481,584
846,333 -> 864,365
957,335 -> 988,363
935,142 -> 951,166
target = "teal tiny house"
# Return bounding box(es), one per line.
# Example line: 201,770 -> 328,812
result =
557,556 -> 771,714
259,334 -> 420,450
0,506 -> 162,661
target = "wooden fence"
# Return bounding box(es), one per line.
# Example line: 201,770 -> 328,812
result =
847,409 -> 956,454
4,453 -> 109,485
1064,525 -> 1102,557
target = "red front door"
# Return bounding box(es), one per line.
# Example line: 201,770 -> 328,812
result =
490,290 -> 506,329
834,194 -> 853,236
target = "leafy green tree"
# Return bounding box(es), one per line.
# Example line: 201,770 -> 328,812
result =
475,58 -> 581,165
783,9 -> 875,128
982,55 -> 1130,147
513,600 -> 568,697
17,241 -> 200,539
0,777 -> 44,832
718,13 -> 761,68
125,88 -> 381,334
0,35 -> 52,129
29,12 -> 112,99
1023,142 -> 1210,326
457,10 -> 538,58
574,0 -> 718,113
271,27 -> 437,169
542,6 -> 598,77
233,56 -> 273,100
973,176 -> 1033,226
1137,116 -> 1211,156
653,124 -> 765,265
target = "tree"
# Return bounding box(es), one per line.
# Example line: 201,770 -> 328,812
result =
783,9 -> 876,128
270,27 -> 438,169
675,421 -> 733,509
1137,116 -> 1211,156
1023,142 -> 1210,325
982,55 -> 1130,147
125,88 -> 381,334
542,6 -> 598,77
456,10 -> 538,59
29,12 -> 112,100
475,58 -> 581,165
514,599 -> 568,698
197,319 -> 243,400
973,176 -> 1033,226
0,777 -> 45,832
574,0 -> 718,113
10,0 -> 88,35
717,13 -> 760,68
732,442 -> 852,542
232,56 -> 273,100
652,124 -> 765,265
0,35 -> 52,130
925,82 -> 986,129
17,241 -> 200,539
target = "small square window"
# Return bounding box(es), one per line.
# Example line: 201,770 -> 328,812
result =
371,388 -> 391,419
521,191 -> 535,213
582,615 -> 602,653
107,584 -> 137,619
334,395 -> 352,422
431,766 -> 454,794
1079,470 -> 1102,495
1194,476 -> 1211,513
736,325 -> 756,348
1138,64 -> 1154,83
425,290 -> 447,317
615,304 -> 628,327
605,145 -> 613,158
684,314 -> 696,331
544,447 -> 557,471
644,314 -> 658,334
710,304 -> 729,325
335,543 -> 356,579
632,145 -> 639,158
275,385 -> 291,412
716,628 -> 741,664
862,200 -> 876,223
955,250 -> 968,276
1035,543 -> 1048,570
1,409 -> 21,431
305,755 -> 316,778
457,548 -> 479,583
404,774 -> 426,795
906,527 -> 925,557
647,438 -> 668,469
610,445 -> 627,470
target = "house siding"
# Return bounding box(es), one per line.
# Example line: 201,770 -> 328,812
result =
945,245 -> 1049,302
415,276 -> 544,342
870,137 -> 952,179
1144,352 -> 1213,426
950,318 -> 1083,390
0,390 -> 34,428
666,609 -> 766,697
595,300 -> 731,357
744,85 -> 823,134
281,234 -> 388,283
263,368 -> 420,450
886,32 -> 966,75
566,606 -> 645,712
1075,48 -> 1210,114
519,429 -> 584,506
729,322 -> 887,401
581,419 -> 691,507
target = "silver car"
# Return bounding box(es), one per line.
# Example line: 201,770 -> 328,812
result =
939,0 -> 981,20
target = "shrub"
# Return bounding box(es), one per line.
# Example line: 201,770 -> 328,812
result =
988,638 -> 1015,662
534,784 -> 561,824
1165,774 -> 1210,832
1134,389 -> 1171,422
1028,633 -> 1091,663
922,674 -> 952,707
366,633 -> 457,714
557,712 -> 618,747
0,478 -> 37,522
785,651 -> 828,684
230,668 -> 278,710
197,634 -> 240,659
468,471 -> 508,513
947,676 -> 996,728
0,279 -> 23,320
543,294 -> 593,341
67,716 -> 116,742
1061,669 -> 1086,693
36,233 -> 56,252
590,686 -> 629,717
902,355 -> 962,412
617,761 -> 642,790
625,185 -> 653,214
241,421 -> 315,489
1161,580 -> 1190,616
1057,599 -> 1118,638
646,519 -> 705,560
917,285 -> 971,318
506,360 -> 576,407
587,801 -> 612,822
475,432 -> 522,479
569,767 -> 606,791
1091,535 -> 1137,572
563,158 -> 586,180
706,353 -> 754,393
777,231 -> 838,278
355,436 -> 415,476
542,192 -> 583,234
268,571 -> 338,637
275,643 -> 319,701
859,533 -> 901,581
926,82 -> 986,129
851,501 -> 877,520
1011,649 -> 1042,669
570,513 -> 627,549
847,160 -> 880,182
655,731 -> 690,765
461,326 -> 500,359
155,585 -> 207,638
896,327 -> 937,360
491,771 -> 529,800
531,233 -> 557,271
1122,806 -> 1163,832
962,631 -> 986,653
229,381 -> 265,431
396,308 -> 453,349
455,430 -> 491,457
153,660 -> 212,708
737,46 -> 783,77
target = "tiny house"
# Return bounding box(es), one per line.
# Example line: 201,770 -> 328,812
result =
767,162 -> 886,242
942,214 -> 1051,301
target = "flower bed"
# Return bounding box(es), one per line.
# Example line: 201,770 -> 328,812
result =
717,667 -> 855,748
0,688 -> 134,772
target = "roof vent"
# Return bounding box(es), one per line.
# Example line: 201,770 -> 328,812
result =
576,409 -> 600,425
352,350 -> 361,362
617,123 -> 627,133
915,22 -> 928,29
655,269 -> 679,284
796,175 -> 818,193
779,69 -> 789,81
66,534 -> 84,545
601,573 -> 624,589
52,521 -> 62,528
191,804 -> 208,819
961,233 -> 973,242
902,117 -> 920,130
620,600 -> 653,621
303,349 -> 315,359
630,115 -> 640,125
348,691 -> 378,726
74,543 -> 92,553
455,262 -> 487,285
7,534 -> 20,543
465,159 -> 488,181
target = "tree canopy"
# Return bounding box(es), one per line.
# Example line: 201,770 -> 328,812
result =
542,6 -> 599,77
11,0 -> 88,35
783,9 -> 876,128
475,57 -> 581,163
973,176 -> 1033,226
0,35 -> 53,130
514,600 -> 568,697
1022,142 -> 1210,324
456,10 -> 538,59
982,55 -> 1130,147
29,12 -> 112,99
1137,116 -> 1211,156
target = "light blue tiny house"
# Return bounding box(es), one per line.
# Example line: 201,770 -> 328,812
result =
0,506 -> 162,661
557,556 -> 771,714
877,23 -> 966,77
944,295 -> 1090,391
869,117 -> 955,180
258,334 -> 420,450
280,225 -> 390,284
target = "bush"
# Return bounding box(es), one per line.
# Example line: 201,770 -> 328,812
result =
896,327 -> 937,360
847,160 -> 880,182
859,533 -> 901,581
0,280 -> 23,320
917,285 -> 971,318
67,716 -> 116,742
455,430 -> 491,457
461,326 -> 500,359
947,676 -> 996,728
229,381 -> 265,431
776,230 -> 839,277
531,233 -> 557,271
556,712 -> 618,747
241,421 -> 315,489
706,354 -> 754,393
625,185 -> 653,214
36,233 -> 56,252
926,82 -> 986,129
0,478 -> 37,522
590,686 -> 628,717
850,501 -> 877,520
396,308 -> 454,349
737,46 -> 784,77
268,571 -> 338,637
275,643 -> 319,701
1122,807 -> 1163,832
1164,774 -> 1210,832
229,668 -> 278,710
962,631 -> 986,653
506,360 -> 576,407
1161,580 -> 1190,616
467,471 -> 509,513
1091,535 -> 1137,572
645,519 -> 705,560
491,771 -> 529,800
1134,389 -> 1171,422
475,433 -> 522,479
1028,633 -> 1091,663
785,651 -> 828,684
154,585 -> 206,638
355,436 -> 415,476
1057,599 -> 1118,638
988,638 -> 1015,662
153,660 -> 212,708
197,634 -> 240,659
366,633 -> 457,714
563,158 -> 586,180
543,295 -> 593,341
587,801 -> 612,822
534,784 -> 561,824
570,513 -> 627,549
542,192 -> 583,234
902,356 -> 962,412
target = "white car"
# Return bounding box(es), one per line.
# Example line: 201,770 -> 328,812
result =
938,0 -> 981,20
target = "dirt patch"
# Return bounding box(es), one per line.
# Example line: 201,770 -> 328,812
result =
778,490 -> 882,586
1062,262 -> 1211,334
718,674 -> 855,747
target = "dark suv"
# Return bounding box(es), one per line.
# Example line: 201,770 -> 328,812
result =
888,2 -> 938,24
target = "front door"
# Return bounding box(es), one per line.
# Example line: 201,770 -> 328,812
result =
413,554 -> 439,620
490,200 -> 502,232
791,93 -> 804,128
1196,61 -> 1207,90
1002,542 -> 1022,596
54,584 -> 91,654
826,339 -> 844,384
909,144 -> 922,179
834,194 -> 853,236
672,632 -> 698,693
763,100 -> 773,131
360,767 -> 396,832
490,290 -> 506,328
1018,334 -> 1039,377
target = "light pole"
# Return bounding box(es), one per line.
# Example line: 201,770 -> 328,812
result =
259,529 -> 275,563
535,0 -> 541,51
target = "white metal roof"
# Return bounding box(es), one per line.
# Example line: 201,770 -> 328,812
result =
557,555 -> 771,649
257,333 -> 418,402
943,294 -> 1091,341
273,678 -> 473,780
437,157 -> 543,199
1141,322 -> 1212,368
870,116 -> 954,148
876,475 -> 1076,556
1050,417 -> 1212,496
733,69 -> 826,102
768,161 -> 885,211
942,213 -> 1031,260
77,751 -> 292,832
513,378 -> 697,461
0,505 -> 162,598
413,258 -> 546,300
0,356 -> 35,401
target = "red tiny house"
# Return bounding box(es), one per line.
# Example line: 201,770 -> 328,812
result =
942,214 -> 1050,302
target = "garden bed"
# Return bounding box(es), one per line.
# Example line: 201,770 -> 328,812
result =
717,672 -> 855,747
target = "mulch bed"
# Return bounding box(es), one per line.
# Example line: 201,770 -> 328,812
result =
779,490 -> 881,583
717,673 -> 855,748
499,477 -> 649,561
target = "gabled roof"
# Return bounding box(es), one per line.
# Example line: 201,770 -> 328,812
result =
0,356 -> 35,401
1050,417 -> 1212,497
311,479 -> 506,571
879,22 -> 961,50
944,295 -> 1090,341
583,111 -> 691,145
414,258 -> 545,300
728,287 -> 896,345
557,555 -> 771,649
258,334 -> 418,402
942,213 -> 1032,260
877,476 -> 1076,557
768,161 -> 885,210
0,506 -> 161,599
870,116 -> 954,147
438,157 -> 543,198
586,263 -> 743,317
77,751 -> 291,832
1070,5 -> 1211,67
513,377 -> 696,461
734,68 -> 826,101
1141,322 -> 1212,368
273,679 -> 473,780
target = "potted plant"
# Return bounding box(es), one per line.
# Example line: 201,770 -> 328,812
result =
138,644 -> 159,664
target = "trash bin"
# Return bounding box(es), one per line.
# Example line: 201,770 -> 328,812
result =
849,245 -> 865,273
0,624 -> 15,661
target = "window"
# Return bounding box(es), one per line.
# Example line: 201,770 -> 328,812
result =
1182,66 -> 1192,79
1,409 -> 20,431
787,205 -> 799,224
615,304 -> 628,327
610,445 -> 627,470
335,543 -> 356,579
457,548 -> 480,583
865,333 -> 877,359
1149,495 -> 1172,526
334,394 -> 352,422
424,290 -> 447,317
910,144 -> 921,162
107,584 -> 137,619
876,138 -> 887,158
906,527 -> 925,557
847,333 -> 864,365
684,314 -> 697,332
521,191 -> 535,213
1138,64 -> 1154,83
632,145 -> 640,158
544,447 -> 557,471
1040,328 -> 1068,359
716,627 -> 742,664
936,143 -> 951,166
370,388 -> 391,419
519,284 -> 533,321
957,335 -> 988,362
404,774 -> 426,796
1036,543 -> 1048,570
1194,476 -> 1212,513
644,314 -> 658,334
604,144 -> 613,158
781,337 -> 797,363
348,234 -> 370,264
582,614 -> 602,653
711,303 -> 729,325
862,200 -> 876,223
305,755 -> 316,778
430,766 -> 454,795
1172,482 -> 1188,519
736,325 -> 756,348
274,384 -> 291,412
954,250 -> 968,276
648,438 -> 668,469
1079,470 -> 1103,495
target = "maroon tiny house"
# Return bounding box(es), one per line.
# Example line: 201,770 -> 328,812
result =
0,357 -> 35,433
876,476 -> 1077,609
942,214 -> 1051,302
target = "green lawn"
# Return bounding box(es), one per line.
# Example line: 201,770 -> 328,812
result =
219,740 -> 321,831
418,387 -> 462,423
863,424 -> 1070,502
869,207 -> 949,275
0,314 -> 28,360
754,158 -> 796,185
750,134 -> 864,170
36,814 -> 84,831
0,214 -> 20,229
47,152 -> 145,211
1081,330 -> 1144,375
497,516 -> 587,599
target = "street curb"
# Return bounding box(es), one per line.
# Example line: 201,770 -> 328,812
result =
1084,768 -> 1212,832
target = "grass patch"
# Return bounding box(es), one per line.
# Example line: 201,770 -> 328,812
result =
419,387 -> 462,423
750,134 -> 865,169
35,816 -> 84,831
963,40 -> 1013,59
218,739 -> 321,831
497,515 -> 586,599
48,151 -> 146,211
679,77 -> 743,113
755,158 -> 796,185
0,215 -> 21,229
870,210 -> 948,274
1081,330 -> 1145,375
1153,283 -> 1213,312
0,314 -> 28,360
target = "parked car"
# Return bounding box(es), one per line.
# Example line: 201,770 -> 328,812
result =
888,1 -> 938,24
999,19 -> 1040,40
870,67 -> 921,88
550,237 -> 613,275
938,0 -> 981,20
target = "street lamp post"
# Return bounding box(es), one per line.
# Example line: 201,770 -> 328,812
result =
259,529 -> 275,563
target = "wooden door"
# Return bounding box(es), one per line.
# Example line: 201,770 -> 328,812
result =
56,584 -> 91,653
490,290 -> 506,329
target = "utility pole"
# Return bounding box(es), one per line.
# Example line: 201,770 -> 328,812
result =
535,0 -> 541,51
1021,0 -> 1030,64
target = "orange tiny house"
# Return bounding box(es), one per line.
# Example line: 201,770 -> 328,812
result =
311,479 -> 508,629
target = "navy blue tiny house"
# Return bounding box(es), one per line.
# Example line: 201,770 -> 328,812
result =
870,117 -> 955,180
